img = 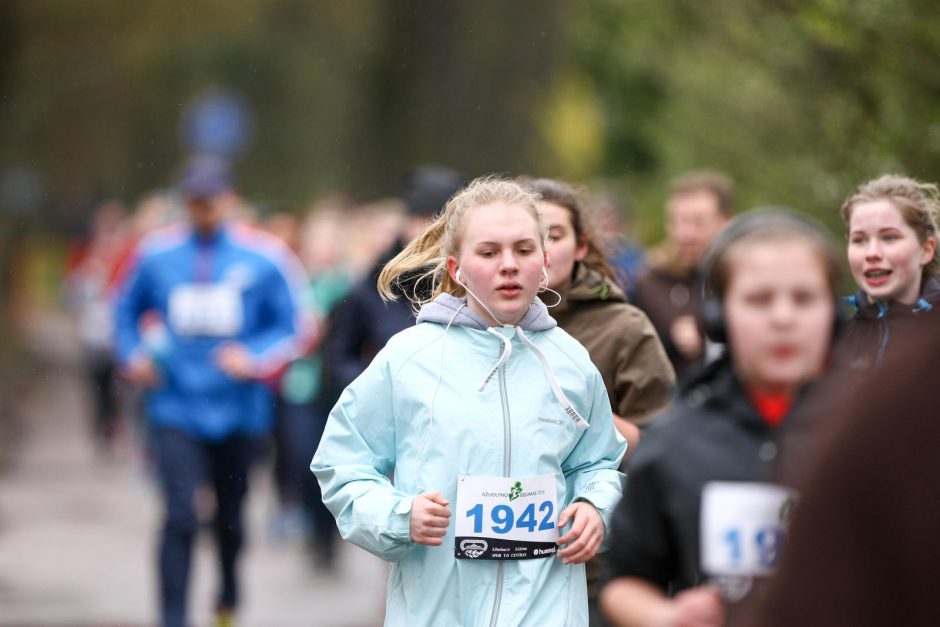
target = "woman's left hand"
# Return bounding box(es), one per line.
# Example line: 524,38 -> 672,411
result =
555,501 -> 604,564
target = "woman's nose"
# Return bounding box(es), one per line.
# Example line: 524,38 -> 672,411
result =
499,251 -> 520,272
771,299 -> 797,325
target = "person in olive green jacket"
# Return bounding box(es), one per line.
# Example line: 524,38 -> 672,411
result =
526,177 -> 676,457
525,177 -> 676,627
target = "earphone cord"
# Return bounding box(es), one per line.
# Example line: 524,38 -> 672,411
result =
454,274 -> 513,327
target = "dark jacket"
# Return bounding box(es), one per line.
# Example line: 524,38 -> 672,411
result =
630,243 -> 703,379
321,242 -> 415,402
835,276 -> 940,370
604,357 -> 786,593
545,265 -> 675,426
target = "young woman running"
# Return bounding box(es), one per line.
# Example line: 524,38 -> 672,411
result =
838,174 -> 940,369
311,176 -> 626,626
600,210 -> 842,627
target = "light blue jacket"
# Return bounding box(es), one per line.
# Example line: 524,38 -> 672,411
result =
114,222 -> 307,440
311,294 -> 626,626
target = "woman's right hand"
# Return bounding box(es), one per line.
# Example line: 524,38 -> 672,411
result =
410,491 -> 452,546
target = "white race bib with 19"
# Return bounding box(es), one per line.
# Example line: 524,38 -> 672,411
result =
700,481 -> 798,577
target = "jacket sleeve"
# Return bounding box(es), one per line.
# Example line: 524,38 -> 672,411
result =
562,369 -> 627,535
603,445 -> 676,590
244,255 -> 310,378
310,353 -> 415,562
615,308 -> 676,425
113,253 -> 152,367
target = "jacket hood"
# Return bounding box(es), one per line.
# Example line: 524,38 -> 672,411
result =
847,275 -> 940,319
416,293 -> 557,331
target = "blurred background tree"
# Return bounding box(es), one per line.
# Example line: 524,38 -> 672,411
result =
2,0 -> 940,283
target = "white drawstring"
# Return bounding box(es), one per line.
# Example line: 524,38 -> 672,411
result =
477,328 -> 513,392
516,328 -> 590,431
476,324 -> 590,431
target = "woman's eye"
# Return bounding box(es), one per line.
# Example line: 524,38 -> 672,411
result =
547,235 -> 561,242
793,291 -> 821,306
744,293 -> 773,306
480,250 -> 496,258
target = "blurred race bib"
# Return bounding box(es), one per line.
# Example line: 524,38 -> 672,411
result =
700,481 -> 797,577
169,283 -> 243,337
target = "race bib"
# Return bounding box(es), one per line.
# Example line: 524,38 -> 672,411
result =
700,481 -> 798,577
454,474 -> 558,560
168,284 -> 243,337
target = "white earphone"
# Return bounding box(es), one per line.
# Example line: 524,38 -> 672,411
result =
455,268 -> 463,282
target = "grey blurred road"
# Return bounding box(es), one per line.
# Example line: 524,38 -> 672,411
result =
0,311 -> 387,627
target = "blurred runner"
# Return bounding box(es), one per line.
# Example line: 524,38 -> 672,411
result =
63,201 -> 129,457
590,187 -> 647,302
114,155 -> 308,627
601,210 -> 841,627
632,171 -> 734,379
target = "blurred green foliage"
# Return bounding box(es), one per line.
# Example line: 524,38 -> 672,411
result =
2,0 -> 940,243
568,0 -> 940,239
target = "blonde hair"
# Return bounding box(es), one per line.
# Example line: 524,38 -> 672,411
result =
840,174 -> 940,277
378,176 -> 546,310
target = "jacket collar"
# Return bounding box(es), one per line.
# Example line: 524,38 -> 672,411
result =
679,356 -> 774,431
847,275 -> 940,319
415,293 -> 557,331
541,265 -> 626,316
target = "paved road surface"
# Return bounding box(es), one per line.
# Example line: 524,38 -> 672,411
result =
0,311 -> 387,626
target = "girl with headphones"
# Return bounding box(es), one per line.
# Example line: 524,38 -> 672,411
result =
524,177 -> 676,626
838,174 -> 940,369
600,210 -> 842,627
311,176 -> 626,626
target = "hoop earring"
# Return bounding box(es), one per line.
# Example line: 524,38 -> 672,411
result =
539,286 -> 563,308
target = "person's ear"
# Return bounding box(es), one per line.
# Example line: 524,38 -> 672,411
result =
447,257 -> 460,282
921,237 -> 937,267
574,238 -> 589,262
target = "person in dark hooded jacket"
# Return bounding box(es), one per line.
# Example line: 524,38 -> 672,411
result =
600,210 -> 843,627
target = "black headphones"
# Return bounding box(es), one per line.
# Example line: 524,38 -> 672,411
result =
699,207 -> 848,344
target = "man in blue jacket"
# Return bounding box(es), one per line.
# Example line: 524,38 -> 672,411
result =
114,156 -> 307,627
